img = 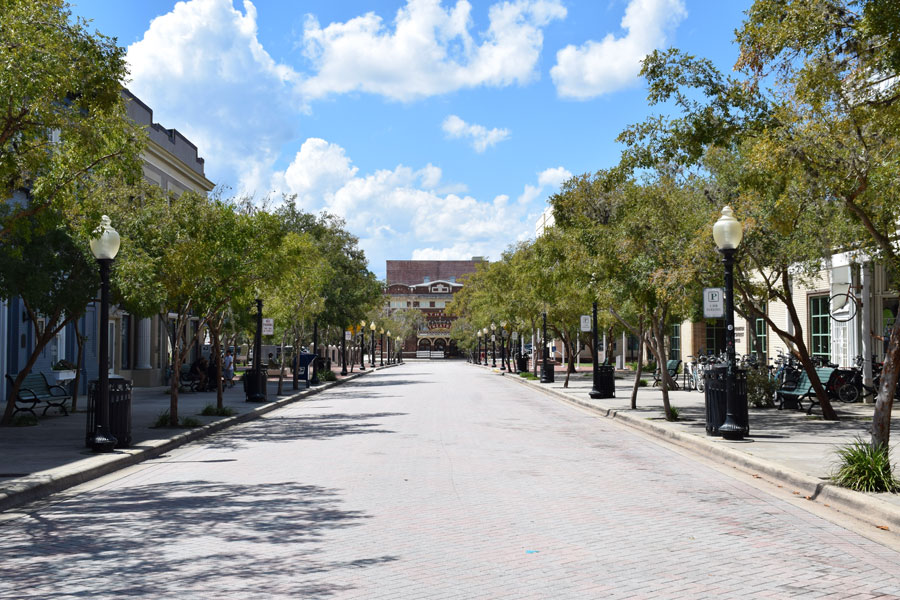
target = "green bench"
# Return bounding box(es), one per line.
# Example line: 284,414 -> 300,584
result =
777,367 -> 835,414
653,359 -> 681,389
5,372 -> 72,419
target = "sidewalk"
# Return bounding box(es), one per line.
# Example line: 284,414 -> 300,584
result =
0,364 -> 393,512
485,362 -> 900,531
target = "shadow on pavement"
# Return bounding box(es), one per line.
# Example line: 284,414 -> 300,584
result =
204,412 -> 407,450
0,480 -> 398,599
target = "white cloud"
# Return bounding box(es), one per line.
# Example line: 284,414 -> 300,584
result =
442,115 -> 510,152
126,0 -> 301,195
300,0 -> 567,101
272,138 -> 566,266
517,166 -> 571,204
550,0 -> 687,100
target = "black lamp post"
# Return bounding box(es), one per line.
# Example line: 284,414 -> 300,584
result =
714,206 -> 745,440
387,331 -> 392,364
491,323 -> 497,367
311,319 -> 320,385
589,301 -> 603,398
370,322 -> 376,368
359,321 -> 367,371
476,333 -> 481,364
379,328 -> 385,366
245,295 -> 266,402
499,322 -> 507,371
341,327 -> 348,376
540,311 -> 554,383
89,216 -> 120,453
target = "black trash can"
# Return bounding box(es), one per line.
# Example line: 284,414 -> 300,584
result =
243,368 -> 268,402
590,364 -> 616,398
540,360 -> 555,383
704,366 -> 749,436
517,355 -> 529,373
85,379 -> 132,449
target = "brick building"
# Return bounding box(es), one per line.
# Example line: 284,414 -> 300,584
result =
385,259 -> 484,358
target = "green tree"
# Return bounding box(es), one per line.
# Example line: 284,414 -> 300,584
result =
0,213 -> 97,425
1,0 -> 143,240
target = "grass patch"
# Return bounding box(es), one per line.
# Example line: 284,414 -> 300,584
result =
832,437 -> 900,493
638,379 -> 648,387
200,404 -> 236,417
153,410 -> 204,429
12,414 -> 38,427
666,406 -> 680,421
519,372 -> 538,380
320,370 -> 337,382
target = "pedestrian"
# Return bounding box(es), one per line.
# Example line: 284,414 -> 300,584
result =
223,349 -> 235,388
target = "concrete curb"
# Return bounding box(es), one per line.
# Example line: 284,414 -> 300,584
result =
0,366 -> 391,513
494,366 -> 900,532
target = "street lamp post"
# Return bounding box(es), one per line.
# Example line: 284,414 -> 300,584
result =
491,323 -> 497,368
540,311 -> 554,383
499,321 -> 507,371
245,295 -> 266,402
370,322 -> 377,368
379,328 -> 385,366
714,206 -> 744,441
89,216 -> 120,453
341,327 -> 348,376
311,319 -> 320,385
359,320 -> 366,371
589,301 -> 603,399
476,332 -> 481,364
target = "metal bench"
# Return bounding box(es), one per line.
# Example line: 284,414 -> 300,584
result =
653,359 -> 681,389
777,367 -> 835,414
5,372 -> 72,419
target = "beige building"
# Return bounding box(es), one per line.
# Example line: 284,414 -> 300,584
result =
113,90 -> 215,387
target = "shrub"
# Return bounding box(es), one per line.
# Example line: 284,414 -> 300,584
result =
320,370 -> 337,382
153,410 -> 171,428
12,414 -> 38,427
200,404 -> 236,417
153,410 -> 205,429
180,417 -> 202,429
638,379 -> 648,387
746,367 -> 777,408
832,437 -> 900,493
666,406 -> 680,421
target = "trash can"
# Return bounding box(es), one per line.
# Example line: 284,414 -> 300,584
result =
704,366 -> 749,436
590,364 -> 616,398
517,355 -> 529,373
85,379 -> 132,449
243,368 -> 268,402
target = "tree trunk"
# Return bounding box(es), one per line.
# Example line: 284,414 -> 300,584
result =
647,314 -> 674,421
72,319 -> 86,412
872,316 -> 900,449
630,317 -> 645,410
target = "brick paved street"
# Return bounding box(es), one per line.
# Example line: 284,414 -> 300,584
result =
3,361 -> 900,599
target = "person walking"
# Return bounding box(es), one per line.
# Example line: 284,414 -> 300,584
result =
223,349 -> 235,388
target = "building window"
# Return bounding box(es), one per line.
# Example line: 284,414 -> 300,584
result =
670,323 -> 680,361
705,319 -> 725,355
413,301 -> 419,307
753,314 -> 767,362
810,295 -> 831,360
430,301 -> 435,308
406,301 -> 411,307
423,276 -> 430,283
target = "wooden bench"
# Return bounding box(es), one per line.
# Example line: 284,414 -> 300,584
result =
653,359 -> 681,389
5,372 -> 72,419
777,367 -> 835,414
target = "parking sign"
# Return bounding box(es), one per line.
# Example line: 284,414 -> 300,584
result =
703,288 -> 725,319
580,315 -> 591,332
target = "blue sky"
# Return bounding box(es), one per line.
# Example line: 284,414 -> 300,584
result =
69,0 -> 749,279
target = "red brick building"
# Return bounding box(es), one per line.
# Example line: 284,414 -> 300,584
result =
385,259 -> 484,357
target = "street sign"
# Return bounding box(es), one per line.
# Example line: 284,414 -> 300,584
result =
491,335 -> 496,342
512,331 -> 518,340
262,318 -> 274,335
344,330 -> 352,341
703,288 -> 725,319
580,315 -> 591,332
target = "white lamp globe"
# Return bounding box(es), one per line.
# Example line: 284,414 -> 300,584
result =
89,215 -> 120,260
713,206 -> 743,250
